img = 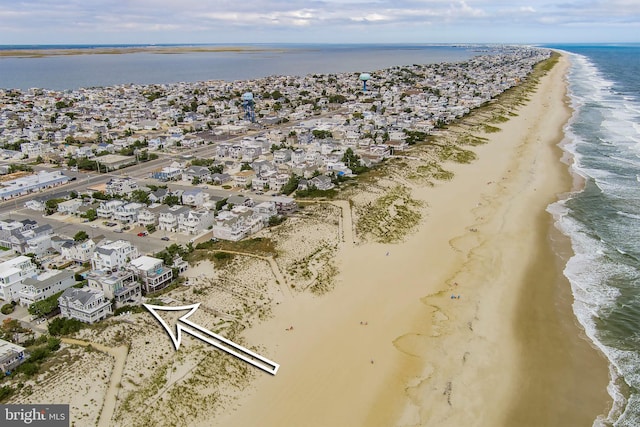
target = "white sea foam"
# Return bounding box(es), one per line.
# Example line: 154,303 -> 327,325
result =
556,51 -> 639,427
616,211 -> 640,220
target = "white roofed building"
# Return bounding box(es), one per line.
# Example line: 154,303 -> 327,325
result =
0,255 -> 38,303
129,255 -> 173,294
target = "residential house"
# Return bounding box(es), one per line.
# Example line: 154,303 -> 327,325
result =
271,196 -> 298,214
251,174 -> 270,191
211,173 -> 232,186
91,239 -> 139,272
113,202 -> 145,224
2,224 -> 53,255
24,233 -> 53,258
105,177 -> 139,196
308,175 -> 335,191
273,148 -> 292,164
181,189 -> 210,208
269,173 -> 291,193
233,170 -> 256,189
226,195 -> 253,208
0,255 -> 39,302
58,287 -> 112,324
251,160 -> 276,175
129,255 -> 173,294
137,204 -> 166,228
148,188 -> 169,204
252,201 -> 278,222
291,149 -> 306,164
24,199 -> 45,212
177,209 -> 215,235
59,237 -> 99,264
96,199 -> 125,219
211,206 -> 264,241
18,269 -> 76,307
0,339 -> 27,374
56,198 -> 83,215
20,141 -> 49,159
86,270 -> 141,304
151,166 -> 182,181
158,205 -> 191,232
182,166 -> 211,183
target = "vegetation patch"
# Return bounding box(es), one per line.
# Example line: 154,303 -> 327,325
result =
438,146 -> 477,164
194,237 -> 277,257
481,124 -> 501,134
356,185 -> 423,243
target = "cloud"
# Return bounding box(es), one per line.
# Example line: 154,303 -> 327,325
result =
0,0 -> 638,43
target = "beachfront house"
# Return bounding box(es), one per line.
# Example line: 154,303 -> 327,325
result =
58,287 -> 113,324
0,339 -> 27,375
86,269 -> 141,304
211,206 -> 264,241
128,255 -> 173,294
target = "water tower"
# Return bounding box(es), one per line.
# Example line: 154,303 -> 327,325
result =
359,73 -> 371,92
242,92 -> 255,122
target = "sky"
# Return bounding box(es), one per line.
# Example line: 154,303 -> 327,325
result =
0,0 -> 638,45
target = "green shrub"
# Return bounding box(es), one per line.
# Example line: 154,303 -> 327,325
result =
16,362 -> 39,377
47,337 -> 61,352
48,317 -> 85,336
0,385 -> 15,401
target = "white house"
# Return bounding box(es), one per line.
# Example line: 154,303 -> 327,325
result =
56,198 -> 83,215
177,209 -> 216,235
129,255 -> 173,294
0,339 -> 27,374
60,237 -> 98,264
158,206 -> 191,232
113,202 -> 145,224
91,240 -> 139,272
211,206 -> 264,242
86,270 -> 141,304
0,255 -> 38,303
181,189 -> 210,208
106,177 -> 139,196
58,287 -> 112,324
18,269 -> 76,307
96,200 -> 125,219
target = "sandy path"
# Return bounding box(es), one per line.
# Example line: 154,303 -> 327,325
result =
61,338 -> 129,427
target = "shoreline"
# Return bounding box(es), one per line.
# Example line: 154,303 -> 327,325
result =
0,46 -> 279,58
214,53 -> 611,426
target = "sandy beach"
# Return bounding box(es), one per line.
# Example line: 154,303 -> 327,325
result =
212,53 -> 611,426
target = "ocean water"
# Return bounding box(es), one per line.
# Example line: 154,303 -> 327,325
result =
0,44 -> 477,91
545,44 -> 640,426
